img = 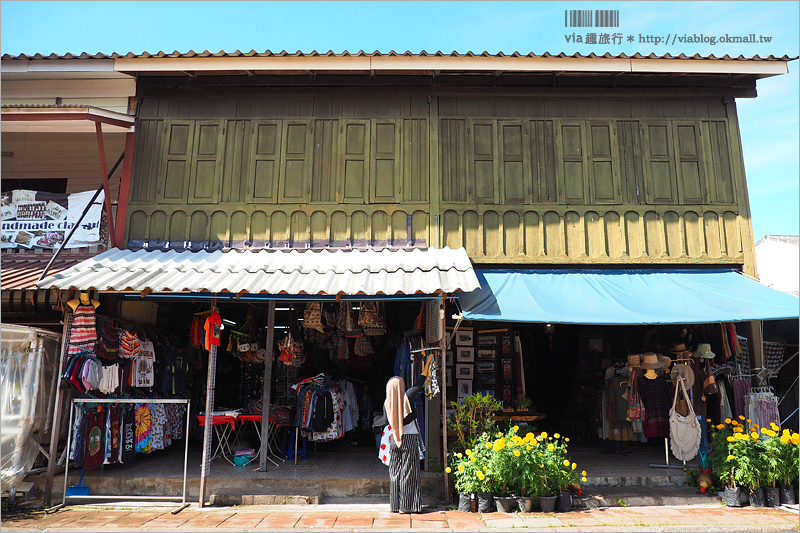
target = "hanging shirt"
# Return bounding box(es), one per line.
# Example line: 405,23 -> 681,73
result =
204,311 -> 222,350
171,345 -> 187,394
119,405 -> 136,464
134,340 -> 156,387
98,364 -> 120,394
119,330 -> 140,359
134,403 -> 152,453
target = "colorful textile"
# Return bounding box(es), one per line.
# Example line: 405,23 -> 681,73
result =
119,330 -> 140,359
204,311 -> 222,350
68,304 -> 97,356
637,374 -> 672,438
134,403 -> 152,453
84,410 -> 104,470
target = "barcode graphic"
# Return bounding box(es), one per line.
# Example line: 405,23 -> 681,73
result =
565,9 -> 619,27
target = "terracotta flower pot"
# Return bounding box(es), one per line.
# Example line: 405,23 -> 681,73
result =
539,494 -> 557,513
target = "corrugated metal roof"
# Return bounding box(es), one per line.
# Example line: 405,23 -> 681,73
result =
1,253 -> 98,290
2,51 -> 795,61
35,247 -> 479,296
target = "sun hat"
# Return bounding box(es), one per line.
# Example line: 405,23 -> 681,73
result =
695,344 -> 716,359
626,354 -> 641,368
658,354 -> 672,370
640,352 -> 666,369
669,343 -> 693,357
670,363 -> 695,389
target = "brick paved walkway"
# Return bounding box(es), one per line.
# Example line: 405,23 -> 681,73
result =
3,504 -> 798,532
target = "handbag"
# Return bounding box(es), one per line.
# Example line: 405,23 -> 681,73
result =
669,374 -> 702,461
303,303 -> 323,332
627,371 -> 645,421
703,361 -> 719,395
378,424 -> 393,466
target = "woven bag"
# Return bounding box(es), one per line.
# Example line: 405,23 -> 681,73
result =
669,375 -> 702,461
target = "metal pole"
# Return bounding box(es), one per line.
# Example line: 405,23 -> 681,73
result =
440,296 -> 450,502
61,401 -> 75,507
198,336 -> 218,507
44,308 -> 71,504
182,399 -> 191,505
259,300 -> 276,471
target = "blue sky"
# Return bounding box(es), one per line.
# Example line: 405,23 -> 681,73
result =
2,1 -> 797,239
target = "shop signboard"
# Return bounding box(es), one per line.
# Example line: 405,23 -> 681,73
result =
1,189 -> 104,249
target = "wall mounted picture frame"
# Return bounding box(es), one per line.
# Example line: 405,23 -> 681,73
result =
477,361 -> 495,374
455,330 -> 474,346
445,350 -> 454,367
456,364 -> 474,379
456,347 -> 475,363
477,349 -> 496,360
445,368 -> 453,387
457,379 -> 473,397
478,334 -> 497,347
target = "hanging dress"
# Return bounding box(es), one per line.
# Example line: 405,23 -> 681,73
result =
68,303 -> 97,356
637,374 -> 672,438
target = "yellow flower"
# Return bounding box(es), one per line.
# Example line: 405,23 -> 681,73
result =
581,476 -> 587,482
781,435 -> 791,444
445,467 -> 452,473
513,425 -> 519,432
478,473 -> 485,481
725,418 -> 732,424
716,424 -> 725,430
572,463 -> 577,470
554,433 -> 561,439
753,423 -> 760,428
761,427 -> 769,435
739,415 -> 746,420
736,433 -> 748,441
726,436 -> 735,443
471,457 -> 477,463
751,432 -> 760,440
536,436 -> 543,442
581,470 -> 587,476
465,449 -> 472,456
540,464 -> 544,468
563,450 -> 568,454
733,427 -> 743,433
766,429 -> 777,438
727,455 -> 735,461
497,432 -> 503,437
540,432 -> 548,439
565,437 -> 570,442
792,434 -> 800,445
548,444 -> 555,451
526,445 -> 531,451
771,422 -> 780,430
731,420 -> 739,426
456,453 -> 463,458
706,418 -> 712,423
514,450 -> 521,457
563,459 -> 570,466
483,466 -> 488,471
746,419 -> 751,423
486,443 -> 492,449
458,465 -> 465,472
712,433 -> 716,438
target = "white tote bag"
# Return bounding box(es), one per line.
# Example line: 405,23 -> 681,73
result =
378,424 -> 393,466
669,376 -> 702,461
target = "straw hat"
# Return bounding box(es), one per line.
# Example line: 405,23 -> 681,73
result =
658,354 -> 672,370
670,364 -> 695,389
626,354 -> 641,368
669,343 -> 693,357
695,344 -> 716,359
640,352 -> 666,369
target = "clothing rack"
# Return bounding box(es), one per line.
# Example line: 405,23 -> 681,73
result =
58,397 -> 192,512
410,346 -> 441,354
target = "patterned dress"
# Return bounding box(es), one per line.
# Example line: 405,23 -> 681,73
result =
68,303 -> 97,355
637,374 -> 672,438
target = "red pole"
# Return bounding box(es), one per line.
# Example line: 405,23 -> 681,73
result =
115,131 -> 135,248
95,121 -> 117,248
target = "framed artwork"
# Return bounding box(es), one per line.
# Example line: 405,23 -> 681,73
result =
457,379 -> 473,397
477,361 -> 495,374
445,350 -> 454,367
477,349 -> 496,360
455,330 -> 474,346
456,347 -> 475,363
478,334 -> 497,346
445,368 -> 453,387
456,364 -> 474,380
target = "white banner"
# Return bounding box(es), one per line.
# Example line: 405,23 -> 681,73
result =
1,189 -> 104,249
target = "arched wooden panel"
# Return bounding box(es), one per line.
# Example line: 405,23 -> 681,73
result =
230,210 -> 249,247
543,211 -> 563,257
604,211 -> 624,259
441,210 -> 461,250
502,211 -> 522,257
310,210 -> 328,248
250,211 -> 269,248
291,211 -> 310,248
584,211 -> 605,258
351,210 -> 369,248
463,210 -> 482,257
330,211 -> 348,246
391,211 -> 408,247
270,211 -> 289,248
371,211 -> 390,247
624,211 -> 644,258
564,211 -> 585,258
722,211 -> 741,258
683,211 -> 704,258
663,211 -> 683,258
148,210 -> 168,249
128,211 -> 148,244
208,210 -> 228,250
643,211 -> 665,258
411,210 -> 428,247
168,211 -> 188,246
703,212 -> 722,258
523,211 -> 542,258
483,211 -> 501,258
189,211 -> 209,248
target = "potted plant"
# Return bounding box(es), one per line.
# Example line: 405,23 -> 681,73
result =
537,431 -> 566,512
760,422 -> 784,507
511,428 -> 543,512
513,396 -> 533,413
447,393 -> 502,455
447,449 -> 480,511
777,428 -> 800,505
711,418 -> 748,506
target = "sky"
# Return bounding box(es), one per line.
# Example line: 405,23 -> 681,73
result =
1,1 -> 798,239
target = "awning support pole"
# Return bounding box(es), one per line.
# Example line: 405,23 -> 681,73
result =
94,122 -> 116,248
198,300 -> 218,508
259,300 -> 276,471
114,131 -> 135,248
43,301 -> 72,505
440,296 -> 450,502
746,321 -> 766,386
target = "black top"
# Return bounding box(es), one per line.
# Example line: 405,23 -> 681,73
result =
373,375 -> 427,428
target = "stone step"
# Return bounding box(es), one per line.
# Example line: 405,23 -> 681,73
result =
209,488 -> 322,506
576,485 -> 720,508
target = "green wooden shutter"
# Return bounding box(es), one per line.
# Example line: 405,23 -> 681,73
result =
702,120 -> 735,204
529,120 -> 557,203
471,120 -> 498,204
643,122 -> 677,204
159,120 -> 194,204
221,119 -> 251,203
311,119 -> 340,204
371,119 -> 401,203
279,120 -> 312,203
500,120 -> 528,205
248,120 -> 282,203
616,120 -> 644,205
440,119 -> 468,203
188,120 -> 224,204
557,121 -> 586,204
341,120 -> 370,204
401,118 -> 428,203
588,122 -> 620,204
130,119 -> 163,204
674,122 -> 706,204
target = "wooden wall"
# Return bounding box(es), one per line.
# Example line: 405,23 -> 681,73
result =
126,92 -> 751,265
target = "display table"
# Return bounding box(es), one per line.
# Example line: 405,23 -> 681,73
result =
492,412 -> 547,422
238,414 -> 284,467
197,415 -> 238,464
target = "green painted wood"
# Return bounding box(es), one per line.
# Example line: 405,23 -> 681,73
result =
674,122 -> 706,204
222,119 -> 251,203
624,211 -> 644,258
543,210 -> 563,256
564,210 -> 585,258
150,211 -> 168,243
585,210 -> 605,258
351,210 -> 369,245
703,211 -> 722,258
463,210 -> 481,257
371,210 -> 389,246
169,211 -> 188,244
371,120 -> 401,203
209,210 -> 228,245
342,120 -> 370,204
291,211 -> 310,246
279,120 -> 312,203
502,211 -> 522,256
529,120 -> 557,203
616,120 -> 643,205
311,119 -> 340,203
130,120 -> 163,203
588,122 -> 620,205
270,211 -> 289,247
441,209 -> 461,250
129,211 -> 148,243
559,122 -> 586,204
230,210 -> 248,246
440,119 -> 468,202
500,121 -> 527,205
411,210 -> 428,245
249,120 -> 282,203
188,211 -> 209,245
331,211 -> 348,244
684,211 -> 704,258
663,210 -> 684,258
402,118 -> 428,203
643,122 -> 677,204
643,211 -> 666,257
250,211 -> 269,247
722,211 -> 741,257
603,211 -> 624,258
471,121 -> 498,204
159,120 -> 194,203
483,211 -> 501,257
522,211 -> 542,257
706,120 -> 735,204
189,120 -> 224,204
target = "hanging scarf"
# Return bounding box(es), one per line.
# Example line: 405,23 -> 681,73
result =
384,376 -> 412,446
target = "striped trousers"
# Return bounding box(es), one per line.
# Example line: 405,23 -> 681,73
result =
388,433 -> 421,513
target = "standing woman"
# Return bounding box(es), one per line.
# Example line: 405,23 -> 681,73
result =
379,375 -> 426,513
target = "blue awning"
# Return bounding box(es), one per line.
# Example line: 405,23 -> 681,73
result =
458,268 -> 799,325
